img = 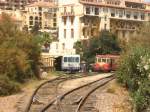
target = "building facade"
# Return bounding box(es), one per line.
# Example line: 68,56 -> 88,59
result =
0,0 -> 38,10
48,0 -> 150,56
24,1 -> 58,31
0,0 -> 149,56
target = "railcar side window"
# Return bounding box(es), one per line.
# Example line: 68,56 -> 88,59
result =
98,58 -> 101,62
64,57 -> 67,62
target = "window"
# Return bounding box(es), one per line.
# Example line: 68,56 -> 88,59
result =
71,29 -> 74,38
53,13 -> 56,17
103,8 -> 108,13
134,13 -> 138,19
102,58 -> 106,62
29,16 -> 33,20
98,58 -> 101,62
62,43 -> 65,49
107,59 -> 111,63
64,17 -> 67,25
104,16 -> 107,21
70,17 -> 74,25
104,24 -> 107,30
123,31 -> 126,38
68,57 -> 73,62
111,13 -> 115,17
126,14 -> 130,18
75,57 -> 79,62
64,57 -> 67,62
38,7 -> 42,11
35,16 -> 38,21
64,29 -> 66,38
83,28 -> 85,36
95,7 -> 99,15
141,14 -> 145,20
64,7 -> 66,13
53,23 -> 57,27
71,6 -> 74,13
29,21 -> 33,25
86,7 -> 90,14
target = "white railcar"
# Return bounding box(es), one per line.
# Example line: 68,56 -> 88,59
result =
55,54 -> 80,72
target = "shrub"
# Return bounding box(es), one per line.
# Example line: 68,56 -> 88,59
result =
0,13 -> 41,95
117,46 -> 150,112
0,75 -> 20,96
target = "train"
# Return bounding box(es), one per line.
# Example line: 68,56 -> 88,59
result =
54,54 -> 80,72
91,54 -> 120,72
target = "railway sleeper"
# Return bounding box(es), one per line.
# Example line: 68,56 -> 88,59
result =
32,96 -> 45,104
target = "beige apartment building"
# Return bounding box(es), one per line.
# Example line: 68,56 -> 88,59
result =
0,0 -> 149,56
48,0 -> 150,56
24,1 -> 58,33
0,0 -> 38,10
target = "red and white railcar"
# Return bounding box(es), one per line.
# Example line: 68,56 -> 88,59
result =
92,54 -> 120,72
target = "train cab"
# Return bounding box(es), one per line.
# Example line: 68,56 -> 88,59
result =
55,54 -> 80,72
92,54 -> 120,72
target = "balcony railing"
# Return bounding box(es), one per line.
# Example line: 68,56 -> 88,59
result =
61,12 -> 75,16
80,0 -> 99,3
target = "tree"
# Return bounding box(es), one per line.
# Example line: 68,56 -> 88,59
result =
74,30 -> 121,63
31,22 -> 40,35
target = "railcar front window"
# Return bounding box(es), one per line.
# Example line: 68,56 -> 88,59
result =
64,57 -> 67,62
98,58 -> 101,62
75,57 -> 79,62
102,58 -> 106,62
68,57 -> 74,62
68,57 -> 71,62
107,59 -> 111,63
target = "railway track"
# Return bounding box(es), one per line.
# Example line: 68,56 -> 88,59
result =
41,74 -> 115,112
17,72 -> 103,112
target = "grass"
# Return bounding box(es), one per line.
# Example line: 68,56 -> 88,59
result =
20,71 -> 58,91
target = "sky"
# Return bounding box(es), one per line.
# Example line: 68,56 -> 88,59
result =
145,0 -> 150,2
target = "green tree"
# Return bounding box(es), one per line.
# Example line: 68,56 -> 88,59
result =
31,22 -> 40,35
74,30 -> 121,63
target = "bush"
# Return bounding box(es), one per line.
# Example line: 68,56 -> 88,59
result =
117,46 -> 150,112
0,75 -> 20,95
0,13 -> 41,95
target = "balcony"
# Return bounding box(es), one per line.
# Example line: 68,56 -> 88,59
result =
79,0 -> 98,2
110,13 -> 146,21
61,12 -> 75,17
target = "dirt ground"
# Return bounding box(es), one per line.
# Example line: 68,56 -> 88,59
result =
0,73 -> 132,112
0,74 -> 57,112
95,80 -> 133,112
59,73 -> 133,112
